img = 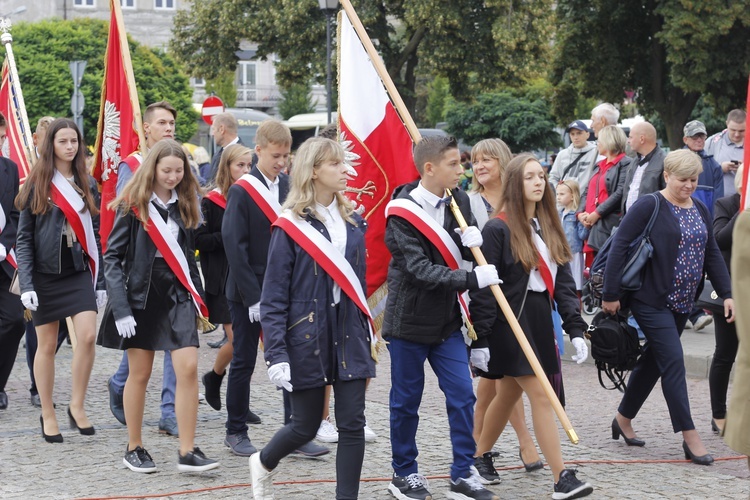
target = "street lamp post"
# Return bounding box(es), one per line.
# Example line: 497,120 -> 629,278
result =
318,0 -> 339,125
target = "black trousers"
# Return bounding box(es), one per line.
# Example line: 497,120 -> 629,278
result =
709,312 -> 738,419
226,300 -> 261,435
261,378 -> 367,500
0,272 -> 25,392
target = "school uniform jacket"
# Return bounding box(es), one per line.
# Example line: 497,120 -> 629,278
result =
194,196 -> 228,296
222,167 -> 290,307
0,157 -> 19,280
260,212 -> 376,390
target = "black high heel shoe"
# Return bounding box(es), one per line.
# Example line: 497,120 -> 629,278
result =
519,449 -> 544,472
711,419 -> 721,434
40,415 -> 63,443
611,417 -> 645,447
68,408 -> 96,436
683,441 -> 714,465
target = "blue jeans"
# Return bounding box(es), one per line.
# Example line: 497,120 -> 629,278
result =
111,350 -> 176,419
618,300 -> 692,432
388,331 -> 476,482
225,300 -> 261,435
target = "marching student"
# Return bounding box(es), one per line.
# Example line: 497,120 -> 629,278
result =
249,137 -> 376,500
15,118 -> 106,442
197,144 -> 253,410
98,139 -> 218,473
382,135 -> 501,500
470,153 -> 593,499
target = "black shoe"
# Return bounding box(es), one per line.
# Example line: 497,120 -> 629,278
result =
207,334 -> 228,349
68,408 -> 95,435
40,415 -> 63,444
552,469 -> 593,499
519,449 -> 544,472
224,433 -> 257,457
291,441 -> 330,458
472,453 -> 501,485
108,377 -> 126,425
246,409 -> 262,424
123,446 -> 157,473
448,474 -> 499,499
178,446 -> 219,472
683,441 -> 714,465
202,370 -> 225,411
711,419 -> 721,434
611,417 -> 645,447
0,391 -> 7,409
388,472 -> 432,499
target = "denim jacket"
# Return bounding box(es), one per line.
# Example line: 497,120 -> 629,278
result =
559,208 -> 589,254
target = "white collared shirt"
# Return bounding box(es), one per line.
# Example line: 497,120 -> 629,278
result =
626,161 -> 649,212
410,181 -> 446,227
316,197 -> 347,304
150,190 -> 179,257
528,219 -> 557,292
258,169 -> 281,202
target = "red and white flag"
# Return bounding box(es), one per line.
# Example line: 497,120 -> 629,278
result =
92,0 -> 144,251
741,76 -> 750,211
0,59 -> 34,183
338,10 -> 417,318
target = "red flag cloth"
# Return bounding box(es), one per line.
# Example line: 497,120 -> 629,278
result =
338,11 -> 418,299
92,0 -> 141,251
742,76 -> 750,211
0,59 -> 33,183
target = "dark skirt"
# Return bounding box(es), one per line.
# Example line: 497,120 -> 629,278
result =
98,259 -> 199,351
205,291 -> 231,325
483,291 -> 560,378
31,260 -> 96,326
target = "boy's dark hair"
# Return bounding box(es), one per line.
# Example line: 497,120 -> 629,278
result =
413,135 -> 458,175
317,123 -> 338,140
143,100 -> 177,123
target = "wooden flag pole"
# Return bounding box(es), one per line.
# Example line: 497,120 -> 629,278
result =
338,0 -> 578,444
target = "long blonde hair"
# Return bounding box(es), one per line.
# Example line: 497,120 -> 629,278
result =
283,137 -> 354,223
110,139 -> 202,229
215,144 -> 253,195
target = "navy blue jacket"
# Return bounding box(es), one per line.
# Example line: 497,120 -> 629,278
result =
260,211 -> 376,391
602,192 -> 731,305
0,157 -> 19,280
685,147 -> 724,217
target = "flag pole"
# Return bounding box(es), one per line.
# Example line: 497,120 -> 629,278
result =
0,18 -> 37,164
338,0 -> 579,444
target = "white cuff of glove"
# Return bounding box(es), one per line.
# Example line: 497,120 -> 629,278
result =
21,291 -> 38,311
96,290 -> 108,309
115,315 -> 137,339
0,243 -> 6,262
248,302 -> 261,322
474,264 -> 501,289
454,226 -> 483,248
571,337 -> 588,364
470,347 -> 490,372
267,362 -> 293,392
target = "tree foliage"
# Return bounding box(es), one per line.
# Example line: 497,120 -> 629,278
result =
278,82 -> 316,120
552,0 -> 750,149
171,0 -> 554,115
425,76 -> 450,127
444,92 -> 561,152
206,70 -> 237,108
9,18 -> 197,146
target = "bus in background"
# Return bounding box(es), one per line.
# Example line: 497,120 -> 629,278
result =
189,105 -> 274,156
284,112 -> 337,150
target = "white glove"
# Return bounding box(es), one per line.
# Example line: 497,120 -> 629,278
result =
454,226 -> 483,248
115,315 -> 137,339
0,243 -> 6,262
267,362 -> 293,392
474,264 -> 501,289
248,302 -> 261,322
21,291 -> 38,311
470,348 -> 490,372
571,337 -> 588,364
96,290 -> 108,309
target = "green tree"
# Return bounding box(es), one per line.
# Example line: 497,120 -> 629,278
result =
171,0 -> 554,115
425,76 -> 450,127
10,18 -> 197,145
552,0 -> 750,149
278,82 -> 316,120
444,92 -> 561,152
206,70 -> 237,108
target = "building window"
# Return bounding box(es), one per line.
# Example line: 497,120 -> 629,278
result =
191,77 -> 205,88
74,0 -> 95,7
237,62 -> 257,103
121,0 -> 135,8
154,0 -> 174,9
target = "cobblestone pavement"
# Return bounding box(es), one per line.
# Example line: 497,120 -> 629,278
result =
0,319 -> 747,499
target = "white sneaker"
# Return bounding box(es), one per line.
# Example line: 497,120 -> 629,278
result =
364,421 -> 377,442
249,452 -> 276,500
693,314 -> 713,332
316,417 -> 339,443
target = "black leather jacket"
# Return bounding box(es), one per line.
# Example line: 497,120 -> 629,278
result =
104,203 -> 204,321
16,177 -> 104,293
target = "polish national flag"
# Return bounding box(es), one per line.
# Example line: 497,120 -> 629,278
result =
338,10 -> 418,317
0,59 -> 34,183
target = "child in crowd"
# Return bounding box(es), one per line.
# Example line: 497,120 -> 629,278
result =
556,180 -> 588,292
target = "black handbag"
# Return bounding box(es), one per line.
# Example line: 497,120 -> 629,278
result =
586,311 -> 641,392
695,279 -> 724,314
620,194 -> 660,291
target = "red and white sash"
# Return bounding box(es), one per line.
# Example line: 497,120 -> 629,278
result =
0,202 -> 17,268
132,202 -> 209,319
235,174 -> 281,222
50,170 -> 98,286
273,212 -> 377,350
385,198 -> 474,331
204,188 -> 227,210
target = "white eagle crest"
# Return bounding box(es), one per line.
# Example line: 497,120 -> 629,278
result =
340,131 -> 376,215
101,100 -> 121,181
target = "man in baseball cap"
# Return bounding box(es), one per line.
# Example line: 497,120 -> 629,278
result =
549,120 -> 599,189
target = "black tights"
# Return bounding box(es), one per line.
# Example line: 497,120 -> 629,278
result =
709,312 -> 738,419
